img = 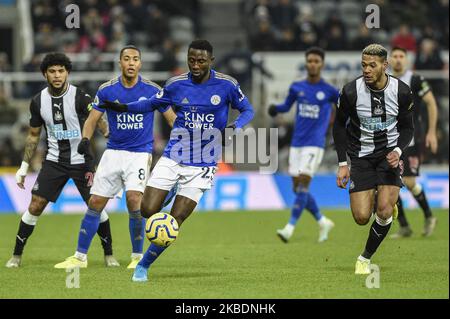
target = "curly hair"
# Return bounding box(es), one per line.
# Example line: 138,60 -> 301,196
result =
40,52 -> 72,74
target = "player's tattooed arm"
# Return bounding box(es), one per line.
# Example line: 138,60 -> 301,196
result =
162,107 -> 177,128
17,126 -> 41,188
23,126 -> 41,164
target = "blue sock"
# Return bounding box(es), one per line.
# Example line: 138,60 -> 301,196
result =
288,191 -> 308,226
138,243 -> 167,269
77,208 -> 101,254
129,210 -> 145,254
306,193 -> 323,221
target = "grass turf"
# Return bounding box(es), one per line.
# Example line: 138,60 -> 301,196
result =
0,209 -> 448,299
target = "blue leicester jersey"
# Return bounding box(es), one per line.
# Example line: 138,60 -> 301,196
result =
275,78 -> 339,148
92,76 -> 167,153
127,70 -> 254,167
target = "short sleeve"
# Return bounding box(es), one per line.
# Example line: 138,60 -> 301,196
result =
92,89 -> 106,113
415,75 -> 431,98
77,89 -> 93,115
29,98 -> 43,127
398,83 -> 414,116
330,86 -> 340,104
230,84 -> 251,112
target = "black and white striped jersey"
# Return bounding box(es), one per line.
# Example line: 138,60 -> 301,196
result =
333,74 -> 414,162
397,70 -> 431,147
29,84 -> 93,165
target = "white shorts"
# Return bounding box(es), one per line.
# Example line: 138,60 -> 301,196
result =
90,149 -> 152,198
288,146 -> 324,177
147,156 -> 217,203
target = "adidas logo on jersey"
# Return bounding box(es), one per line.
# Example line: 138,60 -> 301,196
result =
182,97 -> 190,104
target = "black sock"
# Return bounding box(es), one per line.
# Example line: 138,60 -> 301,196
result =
414,190 -> 432,219
97,219 -> 113,256
13,221 -> 35,256
397,197 -> 409,227
362,218 -> 392,259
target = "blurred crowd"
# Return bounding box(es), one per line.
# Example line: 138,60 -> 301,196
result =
0,0 -> 448,168
243,0 -> 449,52
31,0 -> 200,54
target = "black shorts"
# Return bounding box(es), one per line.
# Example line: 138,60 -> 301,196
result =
348,155 -> 403,193
401,146 -> 420,177
31,160 -> 95,203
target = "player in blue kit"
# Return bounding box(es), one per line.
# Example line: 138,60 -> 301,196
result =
54,46 -> 177,269
268,47 -> 338,243
99,39 -> 255,282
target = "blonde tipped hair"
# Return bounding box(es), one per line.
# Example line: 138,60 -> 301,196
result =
362,44 -> 388,60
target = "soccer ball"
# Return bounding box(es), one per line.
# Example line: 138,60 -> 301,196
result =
145,213 -> 179,247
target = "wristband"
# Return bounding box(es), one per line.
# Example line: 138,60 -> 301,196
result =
18,161 -> 29,175
393,147 -> 402,157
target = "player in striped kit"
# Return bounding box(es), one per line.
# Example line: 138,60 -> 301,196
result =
6,53 -> 118,268
333,44 -> 414,274
389,47 -> 438,238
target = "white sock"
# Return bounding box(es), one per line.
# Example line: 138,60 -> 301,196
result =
131,253 -> 143,259
21,210 -> 39,226
358,255 -> 370,263
75,251 -> 87,261
318,216 -> 327,226
99,209 -> 109,223
285,224 -> 295,233
375,215 -> 393,226
411,183 -> 422,196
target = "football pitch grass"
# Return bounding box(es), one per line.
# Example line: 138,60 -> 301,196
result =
0,209 -> 448,299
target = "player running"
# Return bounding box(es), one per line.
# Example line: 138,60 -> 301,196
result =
389,47 -> 438,238
268,47 -> 337,243
54,46 -> 176,269
98,39 -> 255,282
333,44 -> 414,274
6,53 -> 118,268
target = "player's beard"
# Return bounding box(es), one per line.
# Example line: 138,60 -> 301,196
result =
48,80 -> 67,96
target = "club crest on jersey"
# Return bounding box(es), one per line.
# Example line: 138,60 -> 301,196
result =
55,111 -> 63,121
316,91 -> 325,100
373,105 -> 383,116
32,182 -> 39,191
372,96 -> 383,115
211,95 -> 221,105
